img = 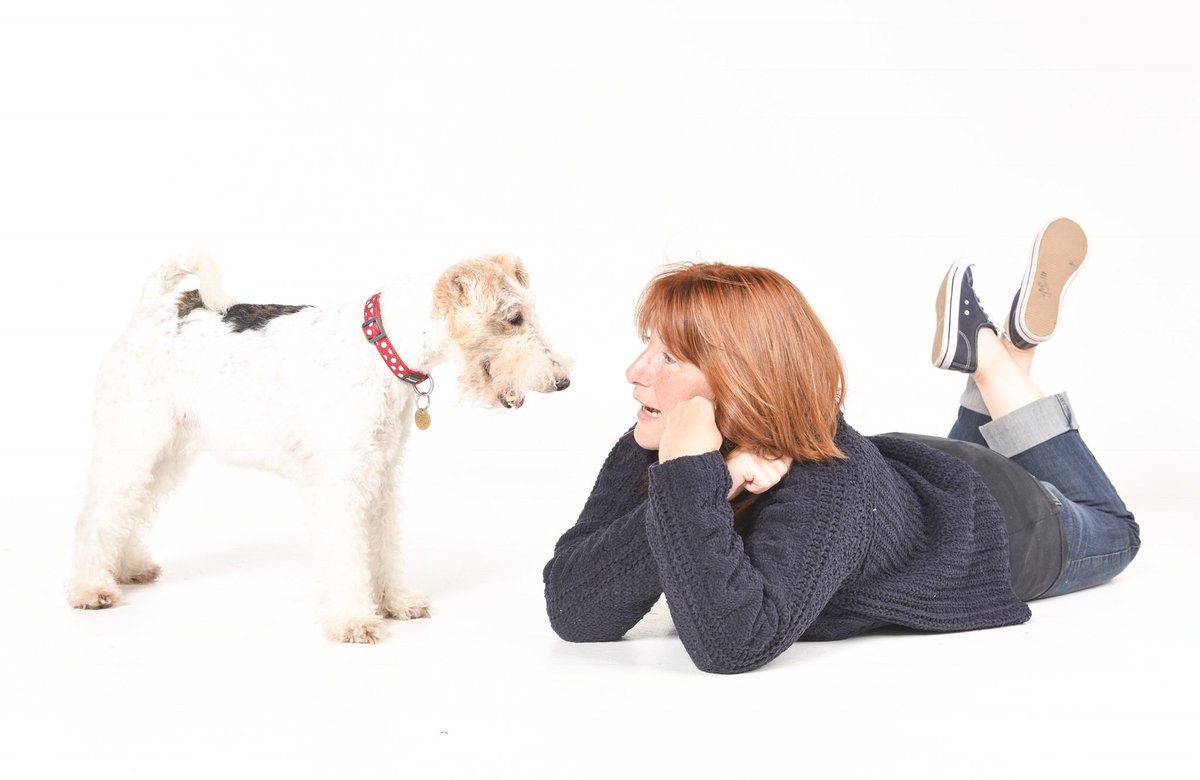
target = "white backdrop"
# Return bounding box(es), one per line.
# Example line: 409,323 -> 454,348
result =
1,1 -> 1197,776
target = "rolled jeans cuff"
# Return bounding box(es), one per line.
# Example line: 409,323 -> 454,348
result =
979,392 -> 1080,458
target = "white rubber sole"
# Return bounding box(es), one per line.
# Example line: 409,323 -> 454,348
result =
932,258 -> 969,369
1011,217 -> 1088,346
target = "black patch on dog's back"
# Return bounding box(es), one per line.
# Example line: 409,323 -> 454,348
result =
223,302 -> 311,332
176,289 -> 310,332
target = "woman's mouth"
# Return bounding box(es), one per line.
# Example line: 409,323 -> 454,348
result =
638,403 -> 661,421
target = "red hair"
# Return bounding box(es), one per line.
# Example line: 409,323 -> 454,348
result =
636,263 -> 846,463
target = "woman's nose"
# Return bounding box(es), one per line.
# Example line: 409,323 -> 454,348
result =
625,350 -> 650,385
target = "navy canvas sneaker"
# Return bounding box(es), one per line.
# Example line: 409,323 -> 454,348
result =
932,259 -> 998,373
1006,217 -> 1088,349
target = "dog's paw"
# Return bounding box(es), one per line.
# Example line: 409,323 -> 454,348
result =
381,593 -> 430,621
326,617 -> 386,644
116,563 -> 162,585
67,582 -> 121,610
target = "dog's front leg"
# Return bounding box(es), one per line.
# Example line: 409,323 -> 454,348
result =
304,473 -> 385,643
369,467 -> 430,621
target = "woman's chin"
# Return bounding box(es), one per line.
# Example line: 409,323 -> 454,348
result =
633,421 -> 661,451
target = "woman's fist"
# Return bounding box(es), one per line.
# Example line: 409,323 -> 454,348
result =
658,397 -> 723,463
724,447 -> 792,500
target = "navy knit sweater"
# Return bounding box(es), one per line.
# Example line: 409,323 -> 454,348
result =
542,419 -> 1031,674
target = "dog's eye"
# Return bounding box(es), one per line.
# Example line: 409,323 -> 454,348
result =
507,313 -> 524,327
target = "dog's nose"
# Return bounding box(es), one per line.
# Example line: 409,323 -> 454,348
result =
554,377 -> 571,392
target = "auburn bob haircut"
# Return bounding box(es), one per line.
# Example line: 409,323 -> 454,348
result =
636,263 -> 846,463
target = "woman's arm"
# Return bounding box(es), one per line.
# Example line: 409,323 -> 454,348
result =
542,431 -> 665,642
643,452 -> 870,674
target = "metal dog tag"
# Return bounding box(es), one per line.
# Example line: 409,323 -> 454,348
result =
414,408 -> 431,430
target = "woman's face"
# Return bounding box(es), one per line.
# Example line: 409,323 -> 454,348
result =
625,330 -> 716,450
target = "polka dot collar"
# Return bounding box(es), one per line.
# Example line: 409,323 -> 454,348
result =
361,293 -> 431,386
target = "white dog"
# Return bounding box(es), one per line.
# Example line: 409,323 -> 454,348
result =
68,253 -> 572,642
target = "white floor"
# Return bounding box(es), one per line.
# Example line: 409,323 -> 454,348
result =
2,443 -> 1195,777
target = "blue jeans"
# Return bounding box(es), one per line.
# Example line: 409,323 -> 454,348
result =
948,386 -> 1140,599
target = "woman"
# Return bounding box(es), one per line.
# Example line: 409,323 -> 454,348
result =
542,218 -> 1139,674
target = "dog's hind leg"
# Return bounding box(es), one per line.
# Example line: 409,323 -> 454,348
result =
368,463 -> 430,621
114,428 -> 194,585
304,465 -> 388,643
68,403 -> 183,609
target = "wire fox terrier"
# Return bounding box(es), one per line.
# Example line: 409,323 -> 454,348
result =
67,252 -> 572,643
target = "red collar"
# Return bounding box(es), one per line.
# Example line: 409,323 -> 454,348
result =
361,293 -> 430,385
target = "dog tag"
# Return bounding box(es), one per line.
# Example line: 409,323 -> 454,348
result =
414,408 -> 431,430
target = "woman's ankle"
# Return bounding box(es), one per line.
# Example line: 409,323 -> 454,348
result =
1001,333 -> 1035,376
973,327 -> 1007,383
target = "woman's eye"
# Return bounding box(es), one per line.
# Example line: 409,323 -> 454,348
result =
662,352 -> 676,365
507,313 -> 524,327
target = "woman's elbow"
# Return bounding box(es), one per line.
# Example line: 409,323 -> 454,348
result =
680,628 -> 789,674
546,606 -> 626,643
691,653 -> 772,675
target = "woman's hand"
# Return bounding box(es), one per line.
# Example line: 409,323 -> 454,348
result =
658,397 -> 723,463
724,447 -> 793,501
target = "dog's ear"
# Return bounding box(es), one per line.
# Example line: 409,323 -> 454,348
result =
488,254 -> 529,288
434,270 -> 471,313
450,274 -> 474,307
509,257 -> 530,288
434,263 -> 498,314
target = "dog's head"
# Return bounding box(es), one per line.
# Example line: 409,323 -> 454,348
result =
433,254 -> 573,409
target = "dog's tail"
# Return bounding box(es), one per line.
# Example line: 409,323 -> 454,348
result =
140,252 -> 238,314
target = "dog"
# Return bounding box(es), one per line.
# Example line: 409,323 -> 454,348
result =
67,252 -> 572,642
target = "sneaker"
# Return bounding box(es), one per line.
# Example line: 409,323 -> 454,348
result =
932,259 -> 998,373
1006,217 -> 1088,349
